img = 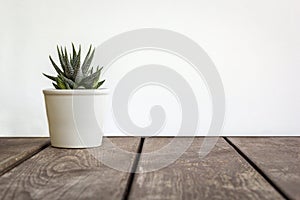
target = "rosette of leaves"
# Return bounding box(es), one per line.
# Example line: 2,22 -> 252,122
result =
43,44 -> 105,89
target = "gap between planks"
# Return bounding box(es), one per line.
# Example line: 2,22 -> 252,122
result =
0,138 -> 50,176
122,137 -> 145,200
223,137 -> 289,200
128,137 -> 284,200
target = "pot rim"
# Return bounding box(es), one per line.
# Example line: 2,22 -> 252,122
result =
43,88 -> 109,95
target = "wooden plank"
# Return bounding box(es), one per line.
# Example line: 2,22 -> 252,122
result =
228,137 -> 300,200
129,137 -> 283,200
0,138 -> 50,175
0,137 -> 141,200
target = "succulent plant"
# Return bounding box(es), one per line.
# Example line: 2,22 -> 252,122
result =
43,44 -> 105,89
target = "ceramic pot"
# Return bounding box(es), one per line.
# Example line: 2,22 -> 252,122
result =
43,89 -> 109,148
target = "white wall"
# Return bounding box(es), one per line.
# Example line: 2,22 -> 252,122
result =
0,0 -> 299,136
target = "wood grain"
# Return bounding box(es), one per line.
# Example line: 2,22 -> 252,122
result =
129,137 -> 283,200
228,137 -> 300,200
0,138 -> 50,175
0,137 -> 141,200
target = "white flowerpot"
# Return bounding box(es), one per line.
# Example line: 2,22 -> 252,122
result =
43,89 -> 109,148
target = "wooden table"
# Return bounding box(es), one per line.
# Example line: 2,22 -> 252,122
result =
0,137 -> 299,200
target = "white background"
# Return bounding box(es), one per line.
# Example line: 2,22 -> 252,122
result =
0,0 -> 299,136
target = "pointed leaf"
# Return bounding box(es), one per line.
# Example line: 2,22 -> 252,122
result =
71,43 -> 77,64
57,76 -> 67,89
65,81 -> 71,89
69,53 -> 72,65
89,67 -> 94,75
81,45 -> 94,75
43,73 -> 57,82
57,46 -> 67,74
73,45 -> 81,79
52,83 -> 60,89
75,69 -> 83,84
93,66 -> 103,85
60,74 -> 76,88
79,68 -> 101,87
94,79 -> 105,89
49,56 -> 63,75
63,47 -> 74,78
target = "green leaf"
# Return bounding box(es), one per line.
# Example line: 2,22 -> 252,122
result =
93,66 -> 103,85
52,83 -> 60,89
71,43 -> 77,65
65,81 -> 71,89
43,73 -> 57,82
81,45 -> 94,75
75,69 -> 83,84
49,56 -> 63,75
60,74 -> 76,88
73,45 -> 81,79
79,68 -> 101,88
57,46 -> 67,74
64,47 -> 74,78
94,80 -> 105,89
69,54 -> 72,65
89,67 -> 94,75
57,76 -> 67,89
